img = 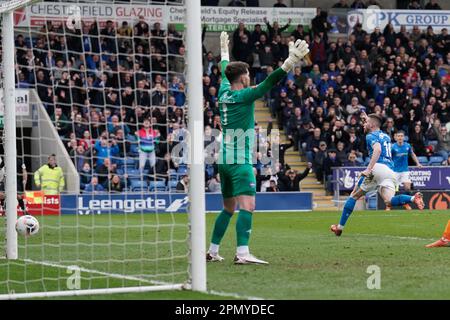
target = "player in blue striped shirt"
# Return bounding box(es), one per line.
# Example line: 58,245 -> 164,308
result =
330,114 -> 424,236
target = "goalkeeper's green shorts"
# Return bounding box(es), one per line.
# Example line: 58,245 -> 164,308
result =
218,164 -> 256,199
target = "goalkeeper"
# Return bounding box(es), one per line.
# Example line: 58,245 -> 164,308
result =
206,32 -> 309,265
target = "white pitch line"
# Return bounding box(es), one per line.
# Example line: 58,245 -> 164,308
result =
208,290 -> 265,300
21,259 -> 265,300
23,259 -> 169,286
355,233 -> 436,241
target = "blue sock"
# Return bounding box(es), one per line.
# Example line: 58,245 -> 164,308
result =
339,197 -> 357,227
390,194 -> 414,207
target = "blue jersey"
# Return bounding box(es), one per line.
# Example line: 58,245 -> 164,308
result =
391,142 -> 412,173
366,130 -> 394,170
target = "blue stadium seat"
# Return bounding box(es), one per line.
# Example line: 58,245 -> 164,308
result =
429,156 -> 444,166
177,166 -> 188,175
119,159 -> 137,170
169,180 -> 178,191
130,180 -> 148,192
126,134 -> 137,142
149,180 -> 167,192
418,156 -> 429,165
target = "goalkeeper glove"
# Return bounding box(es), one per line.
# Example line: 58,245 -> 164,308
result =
281,39 -> 310,72
220,31 -> 230,61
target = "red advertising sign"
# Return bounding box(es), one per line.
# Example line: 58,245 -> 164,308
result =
23,191 -> 60,216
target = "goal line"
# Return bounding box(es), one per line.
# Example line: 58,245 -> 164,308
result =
0,258 -> 187,300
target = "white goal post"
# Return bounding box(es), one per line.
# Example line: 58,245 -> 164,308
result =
0,0 -> 206,299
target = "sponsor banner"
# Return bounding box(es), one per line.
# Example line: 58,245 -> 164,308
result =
15,3 -> 316,32
0,89 -> 30,117
333,166 -> 450,191
59,192 -> 313,215
24,191 -> 60,216
348,9 -> 450,32
377,191 -> 450,210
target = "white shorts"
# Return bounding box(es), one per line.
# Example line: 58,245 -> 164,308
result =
358,163 -> 397,192
395,171 -> 411,186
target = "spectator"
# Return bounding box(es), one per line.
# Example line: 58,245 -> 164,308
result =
332,0 -> 349,8
33,154 -> 65,195
306,127 -> 323,163
84,176 -> 105,193
336,141 -> 348,163
136,118 -> 160,173
228,0 -> 245,6
176,174 -> 189,193
410,123 -> 431,157
351,0 -> 366,8
201,0 -> 219,5
263,17 -> 291,42
278,163 -> 312,191
94,136 -> 119,167
344,152 -> 361,167
311,9 -> 332,40
433,125 -> 450,160
71,144 -> 90,172
80,162 -> 92,191
246,0 -> 260,6
323,149 -> 342,194
424,0 -> 442,10
51,107 -> 71,138
313,141 -> 328,182
208,173 -> 221,193
407,0 -> 422,9
266,179 -> 279,192
109,175 -> 124,193
95,158 -> 117,188
273,0 -> 287,7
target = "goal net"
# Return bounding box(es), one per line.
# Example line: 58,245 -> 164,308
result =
0,0 -> 205,299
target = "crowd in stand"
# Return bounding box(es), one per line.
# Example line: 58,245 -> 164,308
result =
13,0 -> 450,194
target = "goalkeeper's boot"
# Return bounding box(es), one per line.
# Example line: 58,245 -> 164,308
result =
330,224 -> 343,236
413,192 -> 425,210
234,253 -> 268,265
403,204 -> 412,210
425,237 -> 450,248
206,251 -> 224,262
385,204 -> 392,211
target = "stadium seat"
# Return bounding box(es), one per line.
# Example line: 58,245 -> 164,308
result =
429,156 -> 444,166
418,156 -> 429,165
119,159 -> 137,170
129,142 -> 139,155
177,166 -> 188,175
169,180 -> 178,191
130,180 -> 148,192
126,134 -> 137,142
149,180 -> 167,192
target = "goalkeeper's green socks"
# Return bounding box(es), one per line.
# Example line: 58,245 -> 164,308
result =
236,209 -> 253,256
209,209 -> 233,254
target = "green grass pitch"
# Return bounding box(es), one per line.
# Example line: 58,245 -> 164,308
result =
1,209 -> 450,300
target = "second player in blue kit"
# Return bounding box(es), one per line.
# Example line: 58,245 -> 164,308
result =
391,131 -> 423,210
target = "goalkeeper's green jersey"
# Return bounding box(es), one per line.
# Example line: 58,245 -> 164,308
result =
218,60 -> 287,165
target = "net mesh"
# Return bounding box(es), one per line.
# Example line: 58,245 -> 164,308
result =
0,0 -> 193,297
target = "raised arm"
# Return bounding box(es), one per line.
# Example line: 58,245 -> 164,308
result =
219,31 -> 231,90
